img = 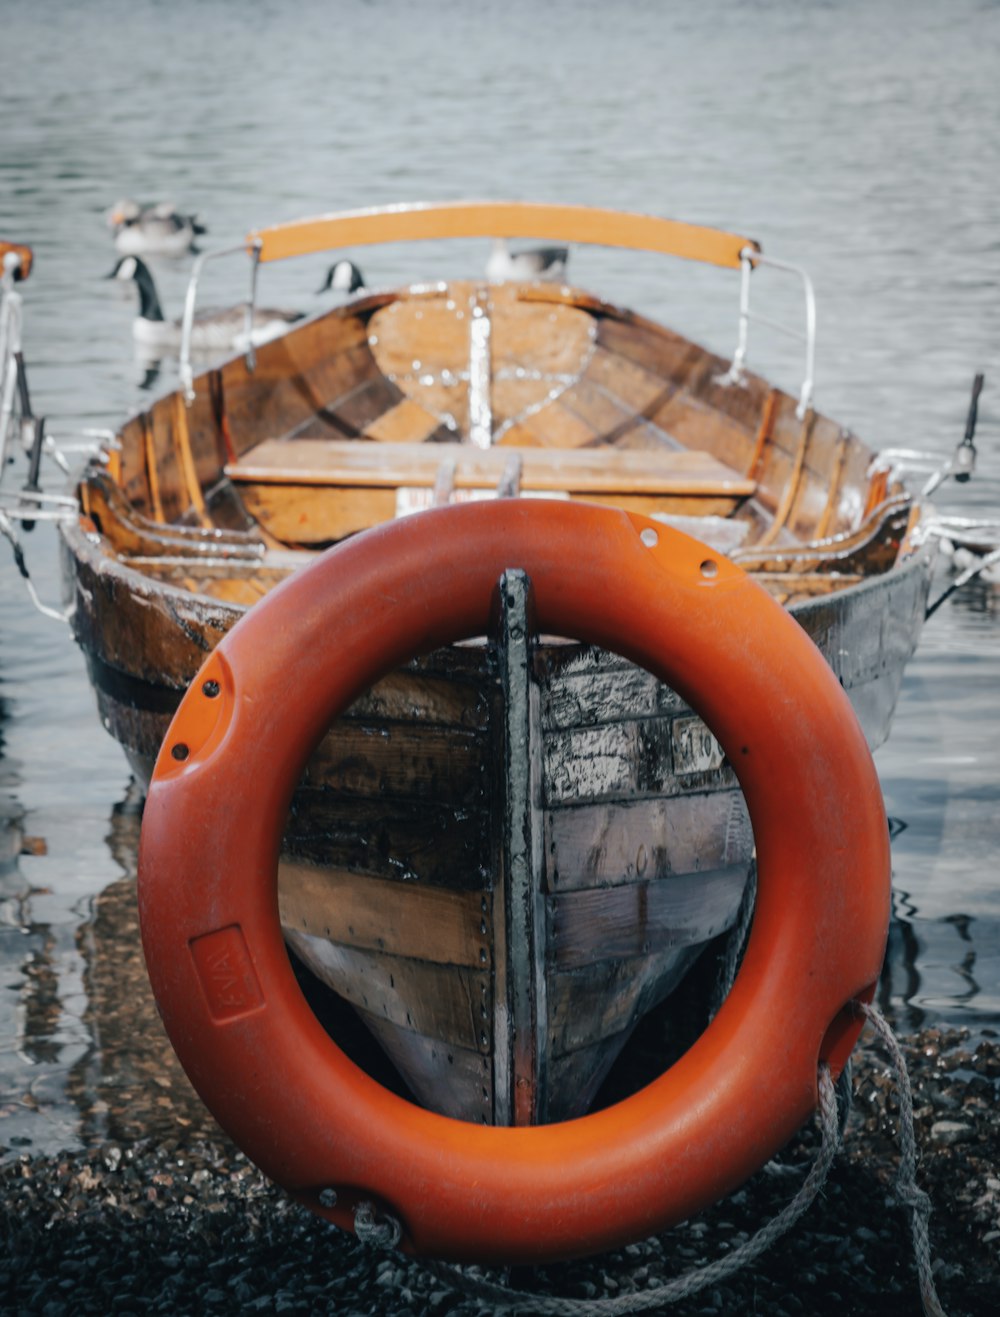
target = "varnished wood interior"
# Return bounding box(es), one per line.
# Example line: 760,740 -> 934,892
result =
110,278 -> 903,560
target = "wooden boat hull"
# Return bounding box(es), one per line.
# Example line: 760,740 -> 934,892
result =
60,515 -> 932,1122
57,211 -> 935,1124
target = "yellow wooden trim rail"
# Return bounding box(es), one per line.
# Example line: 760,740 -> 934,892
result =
247,202 -> 759,271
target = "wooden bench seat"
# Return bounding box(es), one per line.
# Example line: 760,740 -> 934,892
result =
224,439 -> 756,545
226,439 -> 757,499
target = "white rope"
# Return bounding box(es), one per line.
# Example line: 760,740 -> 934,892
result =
353,1201 -> 402,1250
349,1008 -> 948,1316
363,1064 -> 840,1315
861,1003 -> 948,1317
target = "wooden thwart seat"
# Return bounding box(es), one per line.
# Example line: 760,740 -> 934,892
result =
226,439 -> 757,499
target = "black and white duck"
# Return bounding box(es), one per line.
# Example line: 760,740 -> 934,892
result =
316,259 -> 367,295
485,237 -> 569,283
107,200 -> 207,258
107,255 -> 304,354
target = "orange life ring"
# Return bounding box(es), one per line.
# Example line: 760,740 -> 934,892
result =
137,500 -> 889,1265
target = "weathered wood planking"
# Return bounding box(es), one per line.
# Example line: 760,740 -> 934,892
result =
299,718 -> 488,804
548,868 -> 744,970
359,1013 -> 494,1123
226,436 -> 755,543
283,932 -> 491,1053
283,792 -> 490,886
546,947 -> 705,1055
277,860 -> 490,967
545,793 -> 753,893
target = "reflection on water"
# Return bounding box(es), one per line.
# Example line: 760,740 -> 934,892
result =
66,796 -> 206,1150
1,787 -> 209,1164
881,890 -> 998,1035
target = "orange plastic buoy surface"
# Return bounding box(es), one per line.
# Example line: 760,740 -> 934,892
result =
137,500 -> 890,1265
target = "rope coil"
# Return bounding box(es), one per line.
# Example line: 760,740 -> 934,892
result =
352,1005 -> 949,1316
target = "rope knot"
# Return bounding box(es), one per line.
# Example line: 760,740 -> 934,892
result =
893,1182 -> 932,1214
353,1200 -> 403,1250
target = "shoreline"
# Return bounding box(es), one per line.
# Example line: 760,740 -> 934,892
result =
2,1026 -> 997,1316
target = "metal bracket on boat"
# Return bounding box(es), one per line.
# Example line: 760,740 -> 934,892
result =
923,516 -> 1000,619
721,247 -> 817,420
925,545 -> 1000,617
869,440 -> 977,501
1,253 -> 31,482
0,503 -> 74,623
179,240 -> 262,403
870,374 -> 985,499
42,426 -> 120,471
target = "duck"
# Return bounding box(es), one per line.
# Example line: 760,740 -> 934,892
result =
316,259 -> 367,295
106,200 -> 207,258
107,255 -> 304,354
485,237 -> 569,283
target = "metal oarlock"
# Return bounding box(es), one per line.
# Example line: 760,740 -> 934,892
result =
872,374 -> 986,499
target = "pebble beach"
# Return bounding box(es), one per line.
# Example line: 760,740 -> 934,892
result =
2,863 -> 997,1317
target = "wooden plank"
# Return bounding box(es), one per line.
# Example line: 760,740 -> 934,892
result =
538,660 -> 679,732
327,374 -> 404,435
282,932 -> 491,1052
543,1031 -> 632,1122
346,668 -> 491,730
583,344 -> 672,413
548,867 -> 745,969
116,415 -> 153,512
282,793 -> 490,887
568,491 -> 748,519
368,295 -> 473,377
597,317 -> 703,382
492,375 -> 562,429
649,391 -> 754,466
367,293 -> 472,436
546,946 -> 704,1054
555,378 -> 636,438
358,1013 -> 494,1123
277,860 -> 489,966
491,293 -> 596,376
235,483 -> 397,542
220,319 -> 376,454
298,718 -> 488,807
521,400 -> 598,449
226,438 -> 756,496
363,397 -> 448,444
543,719 -> 671,804
147,404 -> 186,524
546,791 -> 754,893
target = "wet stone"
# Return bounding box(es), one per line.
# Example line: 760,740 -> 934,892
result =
930,1119 -> 976,1146
0,1026 -> 998,1315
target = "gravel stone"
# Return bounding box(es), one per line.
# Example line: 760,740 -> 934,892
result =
930,1119 -> 976,1145
1,1027 -> 997,1315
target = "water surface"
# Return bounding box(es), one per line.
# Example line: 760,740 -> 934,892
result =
1,0 -> 998,1159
